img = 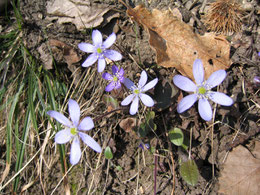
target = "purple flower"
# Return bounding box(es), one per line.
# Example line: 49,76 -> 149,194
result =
121,71 -> 158,115
47,99 -> 101,165
78,30 -> 122,72
139,143 -> 150,150
173,59 -> 233,121
102,65 -> 125,92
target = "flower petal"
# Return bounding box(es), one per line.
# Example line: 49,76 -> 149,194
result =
78,43 -> 94,53
118,68 -> 124,78
92,30 -> 103,46
78,116 -> 94,131
177,94 -> 198,113
54,128 -> 73,144
114,82 -> 121,90
193,59 -> 204,85
47,111 -> 72,127
111,65 -> 119,74
123,78 -> 135,90
121,94 -> 135,106
173,75 -> 197,92
98,58 -> 106,72
208,92 -> 233,106
68,99 -> 80,127
139,93 -> 154,107
103,32 -> 116,49
103,50 -> 122,61
142,78 -> 158,92
79,132 -> 102,153
138,71 -> 147,88
198,98 -> 212,121
82,53 -> 98,67
105,82 -> 116,92
70,137 -> 81,165
206,70 -> 226,89
130,96 -> 139,115
102,72 -> 113,81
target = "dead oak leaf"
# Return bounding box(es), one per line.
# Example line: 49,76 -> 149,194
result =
46,0 -> 119,30
126,4 -> 231,79
49,39 -> 81,66
119,117 -> 137,133
218,141 -> 260,195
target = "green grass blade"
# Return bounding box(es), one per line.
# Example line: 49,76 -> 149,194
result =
45,73 -> 67,173
6,83 -> 24,164
13,109 -> 31,192
28,68 -> 38,133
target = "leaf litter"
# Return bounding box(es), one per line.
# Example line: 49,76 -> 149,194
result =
125,4 -> 232,79
218,141 -> 260,195
46,0 -> 119,30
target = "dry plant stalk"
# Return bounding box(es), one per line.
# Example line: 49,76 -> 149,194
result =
204,0 -> 243,35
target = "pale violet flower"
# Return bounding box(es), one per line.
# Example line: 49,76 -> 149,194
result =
102,65 -> 124,92
121,71 -> 158,115
78,30 -> 122,72
173,59 -> 233,121
47,99 -> 101,165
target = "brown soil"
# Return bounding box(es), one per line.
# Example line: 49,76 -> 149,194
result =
1,0 -> 259,194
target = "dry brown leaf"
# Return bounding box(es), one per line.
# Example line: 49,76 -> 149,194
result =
38,44 -> 53,70
126,4 -> 231,79
46,0 -> 119,30
49,39 -> 81,66
218,141 -> 260,195
119,117 -> 137,133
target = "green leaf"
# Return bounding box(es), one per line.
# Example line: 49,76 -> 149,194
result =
180,159 -> 199,186
116,166 -> 123,171
169,128 -> 184,146
146,111 -> 155,121
102,95 -> 119,110
181,143 -> 188,151
104,146 -> 113,160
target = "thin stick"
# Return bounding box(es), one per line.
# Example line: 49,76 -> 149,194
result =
154,154 -> 158,195
211,99 -> 218,178
189,127 -> 193,159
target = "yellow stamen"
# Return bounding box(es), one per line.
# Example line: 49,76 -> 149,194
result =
97,48 -> 102,54
198,87 -> 206,95
70,127 -> 77,135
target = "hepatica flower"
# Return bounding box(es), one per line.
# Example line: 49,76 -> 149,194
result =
173,59 -> 233,121
102,65 -> 124,92
121,71 -> 158,115
47,99 -> 101,165
78,30 -> 122,72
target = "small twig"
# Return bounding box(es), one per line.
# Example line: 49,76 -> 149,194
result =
189,127 -> 193,159
154,153 -> 158,195
93,107 -> 127,122
102,160 -> 110,195
211,94 -> 218,178
161,115 -> 175,195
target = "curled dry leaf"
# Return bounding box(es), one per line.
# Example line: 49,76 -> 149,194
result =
126,4 -> 231,79
218,141 -> 260,195
49,39 -> 81,66
46,0 -> 119,30
49,39 -> 82,84
119,117 -> 137,133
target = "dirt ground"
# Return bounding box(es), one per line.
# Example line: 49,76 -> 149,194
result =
1,0 -> 260,194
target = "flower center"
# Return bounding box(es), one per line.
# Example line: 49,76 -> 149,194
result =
96,48 -> 102,54
70,127 -> 78,135
113,76 -> 118,82
134,89 -> 140,94
198,87 -> 206,95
